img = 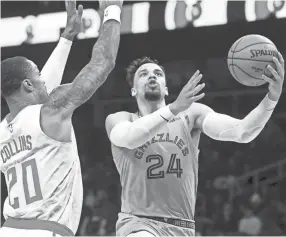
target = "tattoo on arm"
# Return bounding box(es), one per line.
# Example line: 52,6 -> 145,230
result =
45,20 -> 121,112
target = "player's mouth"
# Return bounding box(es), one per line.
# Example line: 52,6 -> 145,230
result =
148,79 -> 158,88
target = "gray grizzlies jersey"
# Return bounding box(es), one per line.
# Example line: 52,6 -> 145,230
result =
112,111 -> 199,220
0,104 -> 83,234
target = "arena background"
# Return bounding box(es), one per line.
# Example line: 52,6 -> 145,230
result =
1,0 -> 286,235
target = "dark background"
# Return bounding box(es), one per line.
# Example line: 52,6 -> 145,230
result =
1,1 -> 286,235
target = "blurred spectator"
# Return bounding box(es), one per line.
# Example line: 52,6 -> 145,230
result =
79,189 -> 108,236
250,192 -> 263,213
217,202 -> 238,234
238,208 -> 262,235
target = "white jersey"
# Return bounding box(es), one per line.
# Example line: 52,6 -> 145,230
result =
0,104 -> 83,234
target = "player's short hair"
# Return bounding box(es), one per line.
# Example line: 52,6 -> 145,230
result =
1,56 -> 34,97
126,56 -> 166,87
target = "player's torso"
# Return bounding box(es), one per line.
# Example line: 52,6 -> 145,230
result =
0,104 -> 83,234
112,112 -> 200,220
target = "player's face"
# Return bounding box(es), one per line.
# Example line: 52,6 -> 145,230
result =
27,60 -> 49,103
133,63 -> 167,101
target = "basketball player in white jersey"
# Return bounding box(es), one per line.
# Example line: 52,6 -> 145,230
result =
105,54 -> 284,236
0,0 -> 123,236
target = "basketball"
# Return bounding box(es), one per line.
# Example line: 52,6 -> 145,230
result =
227,34 -> 278,87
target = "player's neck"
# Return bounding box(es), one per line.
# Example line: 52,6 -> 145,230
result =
137,99 -> 166,116
6,96 -> 32,122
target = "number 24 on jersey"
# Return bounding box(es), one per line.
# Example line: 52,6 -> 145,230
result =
146,153 -> 183,179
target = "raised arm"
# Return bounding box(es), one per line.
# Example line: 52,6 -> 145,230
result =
41,0 -> 83,93
41,1 -> 122,142
194,53 -> 284,143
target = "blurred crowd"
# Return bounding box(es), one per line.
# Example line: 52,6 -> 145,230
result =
194,135 -> 286,236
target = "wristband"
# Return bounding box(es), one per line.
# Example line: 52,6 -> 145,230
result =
159,105 -> 175,122
103,5 -> 121,24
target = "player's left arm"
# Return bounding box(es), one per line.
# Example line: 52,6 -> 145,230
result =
194,52 -> 284,143
40,0 -> 82,94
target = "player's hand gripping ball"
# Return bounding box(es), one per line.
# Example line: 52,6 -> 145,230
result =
262,51 -> 285,101
227,34 -> 279,87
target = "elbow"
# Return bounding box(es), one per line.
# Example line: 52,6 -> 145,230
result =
124,141 -> 138,150
109,125 -> 134,149
123,130 -> 151,149
237,136 -> 253,144
237,127 -> 263,143
125,137 -> 149,150
111,135 -> 144,150
110,126 -> 150,150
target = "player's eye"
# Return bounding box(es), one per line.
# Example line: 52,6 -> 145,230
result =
155,72 -> 163,76
140,72 -> 147,77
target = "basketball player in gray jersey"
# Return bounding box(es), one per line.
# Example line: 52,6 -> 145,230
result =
0,1 -> 122,236
105,55 -> 284,236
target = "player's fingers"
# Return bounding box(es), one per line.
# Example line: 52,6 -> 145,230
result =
267,65 -> 280,81
273,57 -> 284,78
186,70 -> 200,86
191,93 -> 205,102
186,74 -> 203,90
65,0 -> 76,13
187,83 -> 205,97
77,4 -> 84,17
277,51 -> 285,71
262,74 -> 275,84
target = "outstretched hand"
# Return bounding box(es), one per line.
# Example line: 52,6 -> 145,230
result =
170,70 -> 205,115
62,0 -> 83,40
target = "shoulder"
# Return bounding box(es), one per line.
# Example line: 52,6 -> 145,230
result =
41,84 -> 75,118
15,104 -> 43,121
105,111 -> 132,136
105,111 -> 132,123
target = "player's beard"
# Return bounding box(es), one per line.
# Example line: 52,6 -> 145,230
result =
144,90 -> 161,101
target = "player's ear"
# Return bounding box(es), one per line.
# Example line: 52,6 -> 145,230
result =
165,87 -> 169,96
131,88 -> 137,97
22,79 -> 34,93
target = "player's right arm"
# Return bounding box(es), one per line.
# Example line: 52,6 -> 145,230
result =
41,1 -> 122,142
105,70 -> 205,149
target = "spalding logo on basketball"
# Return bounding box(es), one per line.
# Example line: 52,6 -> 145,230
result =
227,34 -> 278,87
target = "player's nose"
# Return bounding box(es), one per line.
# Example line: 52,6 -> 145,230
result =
148,75 -> 157,81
